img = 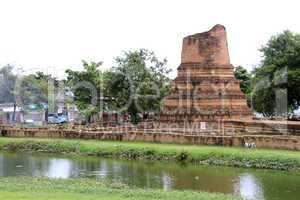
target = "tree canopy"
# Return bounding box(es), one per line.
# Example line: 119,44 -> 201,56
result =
234,66 -> 251,95
0,66 -> 58,108
104,49 -> 171,123
65,61 -> 103,122
251,30 -> 300,117
0,65 -> 16,104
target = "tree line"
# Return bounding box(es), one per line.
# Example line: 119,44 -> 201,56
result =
65,49 -> 171,123
1,30 -> 300,123
0,49 -> 171,123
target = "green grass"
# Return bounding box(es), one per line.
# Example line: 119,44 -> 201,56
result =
0,177 -> 240,200
0,137 -> 299,170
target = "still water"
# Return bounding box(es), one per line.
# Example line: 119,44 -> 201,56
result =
0,152 -> 299,200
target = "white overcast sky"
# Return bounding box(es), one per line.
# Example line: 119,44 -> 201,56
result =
0,0 -> 299,78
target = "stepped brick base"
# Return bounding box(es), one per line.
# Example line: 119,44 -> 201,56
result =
160,25 -> 252,126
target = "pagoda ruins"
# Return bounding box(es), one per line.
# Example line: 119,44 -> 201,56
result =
160,24 -> 252,128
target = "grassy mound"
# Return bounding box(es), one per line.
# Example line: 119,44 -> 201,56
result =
0,137 -> 299,171
0,177 -> 240,200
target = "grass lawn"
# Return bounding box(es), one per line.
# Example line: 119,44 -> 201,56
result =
0,177 -> 240,200
0,137 -> 299,170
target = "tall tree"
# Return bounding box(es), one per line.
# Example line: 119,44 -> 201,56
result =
0,65 -> 17,121
17,73 -> 49,105
0,65 -> 16,104
65,61 -> 103,123
105,49 -> 171,123
251,30 -> 300,117
0,66 -> 60,121
15,71 -> 60,108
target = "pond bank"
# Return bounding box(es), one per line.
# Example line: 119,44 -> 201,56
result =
0,177 -> 240,200
0,137 -> 299,171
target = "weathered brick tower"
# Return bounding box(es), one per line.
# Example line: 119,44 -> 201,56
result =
160,25 -> 252,127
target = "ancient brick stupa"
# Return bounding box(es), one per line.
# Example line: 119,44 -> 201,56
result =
160,24 -> 252,127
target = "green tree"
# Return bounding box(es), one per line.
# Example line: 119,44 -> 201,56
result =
17,73 -> 49,105
0,67 -> 60,121
105,49 -> 171,124
65,61 -> 103,123
0,65 -> 18,121
251,30 -> 300,117
15,71 -> 60,107
0,65 -> 16,104
234,66 -> 251,95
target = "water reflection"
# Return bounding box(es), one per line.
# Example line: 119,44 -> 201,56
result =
46,159 -> 73,178
162,172 -> 172,191
0,152 -> 299,200
234,173 -> 265,200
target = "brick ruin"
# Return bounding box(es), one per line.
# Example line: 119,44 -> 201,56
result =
1,25 -> 299,150
1,122 -> 300,150
160,24 -> 252,127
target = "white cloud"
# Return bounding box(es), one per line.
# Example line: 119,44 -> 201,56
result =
0,0 -> 299,78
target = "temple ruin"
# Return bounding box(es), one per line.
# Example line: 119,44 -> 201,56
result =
160,25 -> 252,127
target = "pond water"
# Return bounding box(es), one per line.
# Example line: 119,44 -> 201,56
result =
0,152 -> 299,200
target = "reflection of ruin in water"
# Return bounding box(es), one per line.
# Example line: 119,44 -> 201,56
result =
234,173 -> 265,200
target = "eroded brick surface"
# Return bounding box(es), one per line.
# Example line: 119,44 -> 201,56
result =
160,25 -> 252,123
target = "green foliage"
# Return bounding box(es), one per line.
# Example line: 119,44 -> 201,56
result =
65,61 -> 104,122
104,49 -> 171,123
251,31 -> 300,116
234,66 -> 251,95
234,66 -> 252,107
251,82 -> 276,117
0,65 -> 17,103
0,66 -> 59,110
13,71 -> 62,118
0,138 -> 299,171
17,73 -> 50,105
176,151 -> 190,162
0,177 -> 240,200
